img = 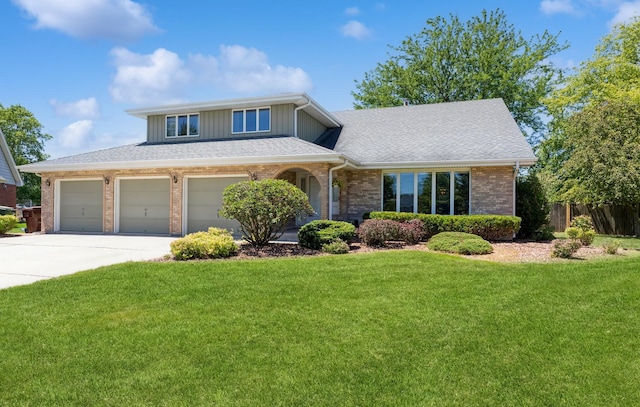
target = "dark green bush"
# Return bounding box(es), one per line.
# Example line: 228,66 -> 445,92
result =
369,212 -> 520,240
298,220 -> 356,250
321,239 -> 350,254
516,173 -> 554,240
0,215 -> 18,234
427,232 -> 493,255
221,179 -> 314,247
170,227 -> 238,260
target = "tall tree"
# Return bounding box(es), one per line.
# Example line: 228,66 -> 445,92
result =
551,101 -> 640,235
0,104 -> 52,204
539,17 -> 640,185
352,9 -> 567,142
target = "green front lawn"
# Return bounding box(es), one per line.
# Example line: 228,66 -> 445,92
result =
1,252 -> 639,406
9,221 -> 26,234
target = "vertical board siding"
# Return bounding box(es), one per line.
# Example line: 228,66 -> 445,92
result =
147,115 -> 165,143
298,110 -> 328,142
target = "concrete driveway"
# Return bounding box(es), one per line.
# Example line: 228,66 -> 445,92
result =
0,234 -> 176,290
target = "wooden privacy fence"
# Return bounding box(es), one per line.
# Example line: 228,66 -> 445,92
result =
550,203 -> 639,236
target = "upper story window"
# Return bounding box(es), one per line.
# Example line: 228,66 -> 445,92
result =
166,114 -> 199,138
232,107 -> 270,133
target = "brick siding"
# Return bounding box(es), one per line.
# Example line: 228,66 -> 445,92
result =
0,183 -> 17,208
470,166 -> 514,215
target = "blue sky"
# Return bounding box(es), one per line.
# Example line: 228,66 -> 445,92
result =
1,0 -> 639,159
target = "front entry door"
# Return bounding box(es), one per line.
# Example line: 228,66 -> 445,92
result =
296,173 -> 321,226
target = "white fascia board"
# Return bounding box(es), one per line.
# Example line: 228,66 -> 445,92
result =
126,92 -> 343,127
354,158 -> 538,169
18,154 -> 345,173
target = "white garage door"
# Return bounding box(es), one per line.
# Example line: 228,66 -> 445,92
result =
59,180 -> 104,232
119,178 -> 170,235
186,177 -> 247,234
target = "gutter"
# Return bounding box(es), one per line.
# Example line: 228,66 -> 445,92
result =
328,160 -> 350,220
293,97 -> 311,138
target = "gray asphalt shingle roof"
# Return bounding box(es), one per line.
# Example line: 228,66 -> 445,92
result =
331,98 -> 536,166
19,97 -> 536,173
20,136 -> 341,171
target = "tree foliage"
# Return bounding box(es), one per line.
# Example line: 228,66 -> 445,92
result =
0,104 -> 51,204
220,179 -> 314,247
515,172 -> 554,240
538,17 -> 640,203
352,9 -> 567,142
552,100 -> 640,206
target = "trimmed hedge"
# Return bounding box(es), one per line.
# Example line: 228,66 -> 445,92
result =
369,212 -> 521,241
298,220 -> 356,250
357,218 -> 425,247
427,232 -> 493,255
170,227 -> 238,261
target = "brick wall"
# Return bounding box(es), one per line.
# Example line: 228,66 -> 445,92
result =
470,166 -> 514,215
343,169 -> 382,222
40,162 -> 331,235
0,183 -> 17,208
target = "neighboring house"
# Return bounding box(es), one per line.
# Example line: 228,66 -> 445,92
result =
0,128 -> 23,208
18,93 -> 536,236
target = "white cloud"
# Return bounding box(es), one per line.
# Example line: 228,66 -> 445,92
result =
540,0 -> 579,15
109,47 -> 190,105
341,20 -> 372,41
59,120 -> 94,148
344,6 -> 360,16
12,0 -> 158,41
50,97 -> 100,118
374,3 -> 386,11
609,1 -> 640,26
109,45 -> 313,105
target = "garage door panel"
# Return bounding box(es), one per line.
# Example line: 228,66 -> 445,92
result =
119,179 -> 170,235
186,177 -> 245,234
59,180 -> 103,233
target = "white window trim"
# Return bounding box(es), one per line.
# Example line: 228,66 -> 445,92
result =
381,169 -> 471,215
166,113 -> 200,138
231,106 -> 271,134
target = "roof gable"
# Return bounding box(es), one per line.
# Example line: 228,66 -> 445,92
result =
331,98 -> 536,167
0,128 -> 23,186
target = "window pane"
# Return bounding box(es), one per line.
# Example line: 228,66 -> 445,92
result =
166,116 -> 176,137
258,108 -> 270,131
399,173 -> 414,212
232,111 -> 243,133
189,114 -> 199,136
436,172 -> 450,215
246,109 -> 257,132
383,174 -> 397,211
417,172 -> 432,214
454,172 -> 470,215
178,115 -> 188,136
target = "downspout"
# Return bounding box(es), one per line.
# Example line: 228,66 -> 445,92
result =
329,160 -> 349,220
293,97 -> 311,138
513,161 -> 520,217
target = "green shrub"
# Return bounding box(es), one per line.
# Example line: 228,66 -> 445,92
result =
602,241 -> 620,255
369,212 -> 520,240
321,239 -> 350,254
551,239 -> 582,258
220,179 -> 314,247
426,232 -> 493,255
565,217 -> 596,246
171,227 -> 238,260
0,215 -> 18,234
516,173 -> 553,240
571,215 -> 594,232
358,219 -> 399,247
298,220 -> 356,250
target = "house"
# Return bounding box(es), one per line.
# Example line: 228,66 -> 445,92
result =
0,128 -> 23,208
18,93 -> 536,236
